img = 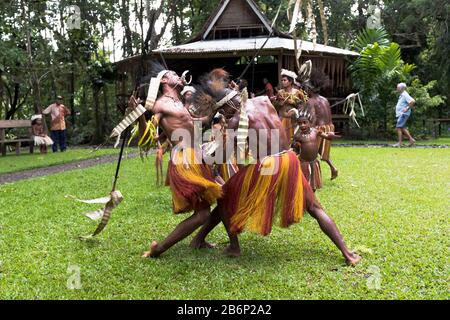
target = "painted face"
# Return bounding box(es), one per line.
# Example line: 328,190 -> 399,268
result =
297,118 -> 311,132
184,91 -> 193,101
281,76 -> 292,89
163,71 -> 183,88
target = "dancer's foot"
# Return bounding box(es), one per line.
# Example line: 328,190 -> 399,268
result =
392,143 -> 402,147
408,139 -> 416,147
189,239 -> 217,249
331,169 -> 338,180
141,241 -> 160,258
345,252 -> 362,266
224,245 -> 241,257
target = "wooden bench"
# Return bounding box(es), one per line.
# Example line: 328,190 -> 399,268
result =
0,120 -> 34,156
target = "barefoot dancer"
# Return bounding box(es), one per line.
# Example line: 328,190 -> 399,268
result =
129,63 -> 221,258
155,139 -> 171,186
190,70 -> 361,266
292,110 -> 340,191
302,69 -> 339,180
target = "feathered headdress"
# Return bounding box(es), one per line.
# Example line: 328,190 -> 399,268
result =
181,86 -> 196,95
192,69 -> 232,117
302,67 -> 331,93
297,60 -> 312,84
31,114 -> 42,121
209,68 -> 230,82
281,68 -> 298,81
297,107 -> 312,121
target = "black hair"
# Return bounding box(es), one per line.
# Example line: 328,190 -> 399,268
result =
281,75 -> 294,84
148,60 -> 167,78
305,68 -> 331,93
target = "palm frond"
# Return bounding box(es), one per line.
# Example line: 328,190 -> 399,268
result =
353,27 -> 390,51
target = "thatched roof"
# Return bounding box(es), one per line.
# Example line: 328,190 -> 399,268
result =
155,37 -> 359,57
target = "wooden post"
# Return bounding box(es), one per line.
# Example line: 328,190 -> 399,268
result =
0,128 -> 5,156
277,51 -> 283,88
29,127 -> 34,154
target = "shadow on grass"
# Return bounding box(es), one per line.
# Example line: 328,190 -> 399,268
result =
138,236 -> 343,271
76,237 -> 102,248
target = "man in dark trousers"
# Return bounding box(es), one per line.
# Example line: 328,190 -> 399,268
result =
43,95 -> 71,152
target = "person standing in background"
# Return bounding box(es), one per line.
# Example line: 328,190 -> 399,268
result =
42,95 -> 71,152
393,83 -> 416,147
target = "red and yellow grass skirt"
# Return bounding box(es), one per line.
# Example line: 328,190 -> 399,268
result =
300,159 -> 322,191
166,147 -> 222,214
317,124 -> 334,161
221,150 -> 314,236
216,158 -> 239,182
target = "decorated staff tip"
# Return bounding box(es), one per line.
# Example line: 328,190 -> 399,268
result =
66,190 -> 124,240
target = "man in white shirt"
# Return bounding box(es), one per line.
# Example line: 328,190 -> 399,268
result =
393,83 -> 416,147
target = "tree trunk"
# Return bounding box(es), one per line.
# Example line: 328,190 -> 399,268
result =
121,0 -> 134,57
357,0 -> 366,30
5,83 -> 20,120
92,84 -> 102,144
23,1 -> 43,116
103,85 -> 110,135
70,61 -> 76,125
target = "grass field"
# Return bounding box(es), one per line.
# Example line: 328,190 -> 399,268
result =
0,148 -> 127,174
0,147 -> 448,299
334,137 -> 450,146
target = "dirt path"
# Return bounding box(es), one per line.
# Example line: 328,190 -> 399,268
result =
1,144 -> 447,185
0,153 -> 139,185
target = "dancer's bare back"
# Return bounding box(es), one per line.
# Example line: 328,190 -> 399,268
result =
227,96 -> 290,159
308,94 -> 331,126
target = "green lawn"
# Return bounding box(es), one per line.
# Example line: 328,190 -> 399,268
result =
334,137 -> 450,146
0,147 -> 448,299
0,147 -> 128,174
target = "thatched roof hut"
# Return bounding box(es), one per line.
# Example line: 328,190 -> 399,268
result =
115,0 -> 358,128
